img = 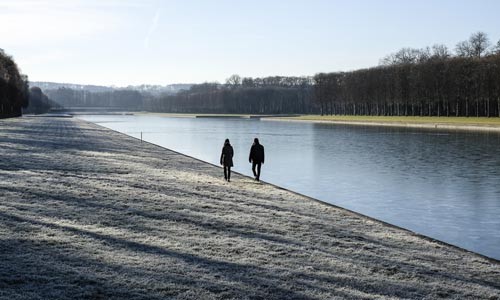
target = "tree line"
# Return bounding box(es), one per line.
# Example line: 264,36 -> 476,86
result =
0,49 -> 29,118
45,88 -> 144,110
0,49 -> 55,117
146,32 -> 500,117
42,76 -> 317,114
23,87 -> 57,114
314,32 -> 500,117
144,76 -> 316,114
36,31 -> 500,117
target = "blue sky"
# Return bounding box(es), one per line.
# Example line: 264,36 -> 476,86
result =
1,0 -> 499,86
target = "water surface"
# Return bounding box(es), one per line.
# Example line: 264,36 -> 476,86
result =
80,115 -> 500,260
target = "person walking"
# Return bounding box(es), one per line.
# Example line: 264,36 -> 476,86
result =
249,138 -> 264,181
220,139 -> 234,182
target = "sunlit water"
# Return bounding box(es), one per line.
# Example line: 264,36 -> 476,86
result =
80,115 -> 500,260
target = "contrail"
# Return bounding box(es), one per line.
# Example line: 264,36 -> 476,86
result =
144,9 -> 160,49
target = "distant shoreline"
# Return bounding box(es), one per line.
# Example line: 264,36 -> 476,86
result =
137,113 -> 500,132
50,111 -> 500,132
264,117 -> 500,132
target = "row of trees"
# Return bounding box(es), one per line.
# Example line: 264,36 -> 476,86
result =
45,88 -> 144,110
44,76 -> 316,114
22,87 -> 56,114
144,32 -> 500,117
314,32 -> 500,117
0,49 -> 29,118
143,77 -> 315,114
39,32 -> 500,118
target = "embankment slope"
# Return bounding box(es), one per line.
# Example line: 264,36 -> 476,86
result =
0,117 -> 498,299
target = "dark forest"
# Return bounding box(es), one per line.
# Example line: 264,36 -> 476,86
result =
0,49 -> 29,118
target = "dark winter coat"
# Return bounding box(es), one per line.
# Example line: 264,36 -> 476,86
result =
220,144 -> 234,167
249,143 -> 265,163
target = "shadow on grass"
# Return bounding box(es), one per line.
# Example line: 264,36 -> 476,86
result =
0,211 -> 344,299
1,117 -> 499,299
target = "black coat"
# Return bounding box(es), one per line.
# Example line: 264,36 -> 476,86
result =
220,144 -> 234,167
249,143 -> 264,163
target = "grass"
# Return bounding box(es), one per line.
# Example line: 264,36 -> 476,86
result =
1,117 -> 499,299
136,112 -> 500,125
274,115 -> 500,126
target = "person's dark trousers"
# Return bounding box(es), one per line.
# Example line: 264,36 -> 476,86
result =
224,166 -> 231,181
252,162 -> 262,181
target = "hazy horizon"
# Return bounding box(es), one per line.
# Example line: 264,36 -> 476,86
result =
2,0 -> 500,87
29,80 -> 195,88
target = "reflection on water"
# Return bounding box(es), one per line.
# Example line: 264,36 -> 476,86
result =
80,115 -> 500,260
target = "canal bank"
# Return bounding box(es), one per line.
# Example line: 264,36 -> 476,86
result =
0,117 -> 499,299
265,116 -> 500,132
132,113 -> 500,132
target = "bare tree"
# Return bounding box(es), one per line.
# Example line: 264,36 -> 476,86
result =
394,48 -> 419,64
241,77 -> 255,87
225,74 -> 241,88
493,40 -> 500,55
455,40 -> 473,57
413,47 -> 431,63
431,44 -> 450,60
469,31 -> 490,57
380,48 -> 430,65
379,53 -> 398,65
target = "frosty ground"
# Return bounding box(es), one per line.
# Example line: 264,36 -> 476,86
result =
0,117 -> 499,299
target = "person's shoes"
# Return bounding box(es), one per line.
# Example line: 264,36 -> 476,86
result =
227,179 -> 230,182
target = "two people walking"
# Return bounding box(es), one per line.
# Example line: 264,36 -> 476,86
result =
220,138 -> 265,182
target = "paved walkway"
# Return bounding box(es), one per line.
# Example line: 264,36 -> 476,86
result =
0,117 -> 499,299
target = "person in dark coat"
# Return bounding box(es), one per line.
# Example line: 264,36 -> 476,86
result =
220,139 -> 234,182
249,138 -> 264,181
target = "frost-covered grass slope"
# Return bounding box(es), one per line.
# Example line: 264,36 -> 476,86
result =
0,117 -> 498,299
